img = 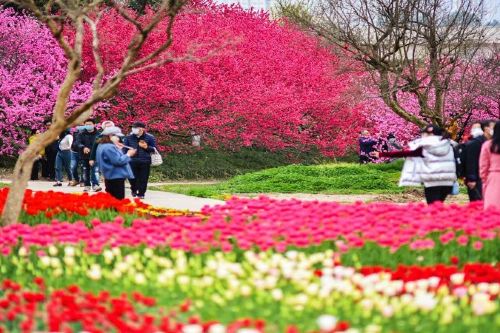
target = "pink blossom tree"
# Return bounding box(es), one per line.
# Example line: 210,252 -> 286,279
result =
0,8 -> 91,155
84,4 -> 367,156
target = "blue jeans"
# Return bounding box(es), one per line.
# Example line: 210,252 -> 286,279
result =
55,150 -> 72,182
70,151 -> 81,182
82,159 -> 100,186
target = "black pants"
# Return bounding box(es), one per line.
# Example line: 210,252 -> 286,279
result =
129,162 -> 151,197
466,179 -> 483,202
31,159 -> 41,180
43,152 -> 56,180
424,186 -> 452,204
105,178 -> 125,200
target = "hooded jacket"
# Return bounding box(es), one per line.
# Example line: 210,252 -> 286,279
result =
381,136 -> 457,187
418,136 -> 457,187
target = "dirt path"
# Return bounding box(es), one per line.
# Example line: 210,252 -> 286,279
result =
237,192 -> 469,204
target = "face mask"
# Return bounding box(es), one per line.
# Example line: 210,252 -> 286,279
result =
131,128 -> 141,135
489,128 -> 494,136
470,127 -> 484,138
85,125 -> 95,131
110,136 -> 120,144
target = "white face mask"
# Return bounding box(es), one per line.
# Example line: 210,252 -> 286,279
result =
131,128 -> 140,135
470,127 -> 484,138
489,128 -> 494,137
110,135 -> 120,144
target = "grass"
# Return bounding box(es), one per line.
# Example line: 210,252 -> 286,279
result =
153,160 -> 413,199
149,147 -> 326,181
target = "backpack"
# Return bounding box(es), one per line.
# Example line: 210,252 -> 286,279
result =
453,143 -> 465,178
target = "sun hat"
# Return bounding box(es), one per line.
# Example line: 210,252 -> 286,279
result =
101,126 -> 124,136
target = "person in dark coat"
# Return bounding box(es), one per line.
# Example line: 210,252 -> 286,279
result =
462,120 -> 494,201
74,118 -> 101,192
123,121 -> 157,199
359,130 -> 378,164
42,120 -> 57,181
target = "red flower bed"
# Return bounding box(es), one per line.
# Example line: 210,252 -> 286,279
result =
359,263 -> 500,284
0,188 -> 148,218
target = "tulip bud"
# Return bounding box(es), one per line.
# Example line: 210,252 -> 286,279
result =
317,314 -> 338,331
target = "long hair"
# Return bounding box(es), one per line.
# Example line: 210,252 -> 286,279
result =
491,121 -> 500,154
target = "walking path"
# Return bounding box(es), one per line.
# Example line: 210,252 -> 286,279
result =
2,180 -> 224,211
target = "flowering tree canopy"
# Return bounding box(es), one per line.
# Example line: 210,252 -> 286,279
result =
85,3 -> 366,156
0,8 -> 91,155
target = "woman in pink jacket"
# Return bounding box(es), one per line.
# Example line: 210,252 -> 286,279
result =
480,121 -> 500,210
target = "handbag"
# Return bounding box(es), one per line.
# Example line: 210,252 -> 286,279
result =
150,148 -> 163,167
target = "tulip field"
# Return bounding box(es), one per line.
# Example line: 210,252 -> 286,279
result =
0,189 -> 499,332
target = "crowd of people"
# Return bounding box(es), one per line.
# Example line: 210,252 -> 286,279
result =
29,119 -> 158,200
361,120 -> 500,209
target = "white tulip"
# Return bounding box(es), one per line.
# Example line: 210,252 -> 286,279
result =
450,273 -> 465,285
88,264 -> 102,280
64,246 -> 75,257
177,275 -> 190,286
63,256 -> 75,266
428,276 -> 440,288
18,247 -> 28,257
50,257 -> 61,268
103,250 -> 114,262
306,283 -> 319,295
271,288 -> 283,300
143,248 -> 154,258
414,293 -> 437,310
237,329 -> 259,333
489,283 -> 499,295
182,324 -> 203,333
48,245 -> 58,256
112,247 -> 121,256
286,250 -> 299,260
134,273 -> 146,285
208,324 -> 227,333
202,276 -> 214,286
40,256 -> 51,267
317,314 -> 338,331
240,285 -> 252,296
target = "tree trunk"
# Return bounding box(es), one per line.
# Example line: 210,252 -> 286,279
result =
1,152 -> 36,226
1,132 -> 57,226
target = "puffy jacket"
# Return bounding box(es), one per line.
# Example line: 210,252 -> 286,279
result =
123,133 -> 157,164
75,130 -> 99,160
397,136 -> 457,187
96,143 -> 134,180
418,136 -> 457,187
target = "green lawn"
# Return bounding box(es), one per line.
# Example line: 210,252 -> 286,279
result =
153,160 -> 413,199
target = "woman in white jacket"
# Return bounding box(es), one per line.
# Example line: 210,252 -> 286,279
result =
372,125 -> 457,204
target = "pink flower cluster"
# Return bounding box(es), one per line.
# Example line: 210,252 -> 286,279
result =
0,197 -> 498,254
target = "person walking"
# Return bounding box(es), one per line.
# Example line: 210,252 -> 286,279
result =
123,121 -> 157,199
70,125 -> 85,186
372,125 -> 457,204
53,129 -> 74,187
359,130 -> 378,164
96,126 -> 136,200
89,120 -> 115,168
462,122 -> 487,201
75,118 -> 101,192
480,121 -> 500,210
42,120 -> 57,181
28,129 -> 45,181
